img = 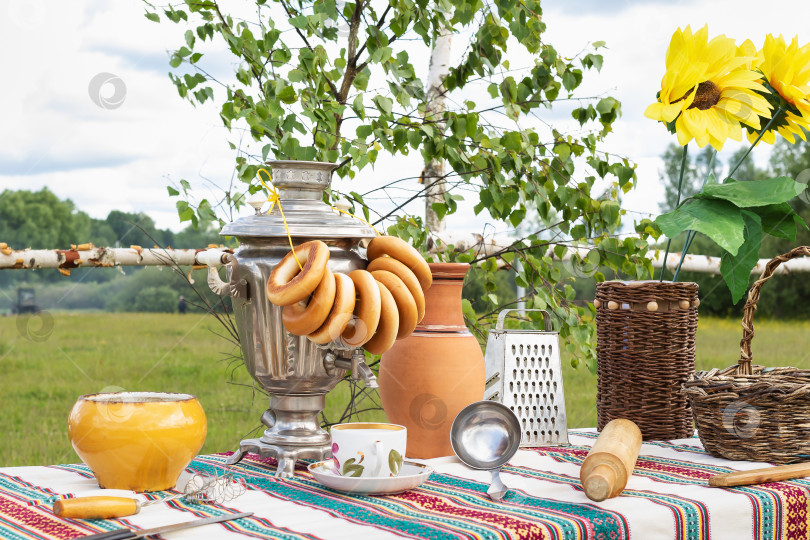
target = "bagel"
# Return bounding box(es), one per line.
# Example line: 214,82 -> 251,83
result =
282,268 -> 336,335
363,281 -> 399,355
366,257 -> 426,323
266,240 -> 330,306
308,272 -> 356,344
339,270 -> 381,347
370,270 -> 417,339
367,236 -> 432,291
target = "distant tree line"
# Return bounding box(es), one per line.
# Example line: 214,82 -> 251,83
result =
0,188 -> 226,312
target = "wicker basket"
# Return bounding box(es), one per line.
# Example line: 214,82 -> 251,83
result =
683,246 -> 810,463
595,280 -> 699,440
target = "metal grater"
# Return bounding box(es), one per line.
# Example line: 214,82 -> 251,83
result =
483,309 -> 569,447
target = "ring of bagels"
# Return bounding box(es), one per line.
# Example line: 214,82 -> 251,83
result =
268,236 -> 432,355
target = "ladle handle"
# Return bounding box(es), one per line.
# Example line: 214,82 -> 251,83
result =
487,468 -> 508,501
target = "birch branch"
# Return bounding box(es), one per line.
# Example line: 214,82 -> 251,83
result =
0,244 -> 232,274
2,238 -> 809,276
425,233 -> 810,275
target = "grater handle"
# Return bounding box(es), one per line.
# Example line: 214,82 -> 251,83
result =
496,309 -> 551,331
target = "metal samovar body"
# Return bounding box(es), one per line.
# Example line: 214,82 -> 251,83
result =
207,161 -> 377,477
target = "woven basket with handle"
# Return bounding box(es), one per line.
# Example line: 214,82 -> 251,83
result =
683,246 -> 810,463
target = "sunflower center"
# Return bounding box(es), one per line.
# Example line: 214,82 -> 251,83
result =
687,81 -> 721,111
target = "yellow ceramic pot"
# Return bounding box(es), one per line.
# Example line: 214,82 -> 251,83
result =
68,392 -> 207,492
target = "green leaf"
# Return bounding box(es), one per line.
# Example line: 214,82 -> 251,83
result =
289,15 -> 308,29
720,211 -> 762,303
372,95 -> 393,115
752,203 -> 798,240
461,298 -> 476,322
351,94 -> 365,121
277,85 -> 296,104
582,53 -> 603,71
144,12 -> 160,22
656,199 -> 745,255
562,71 -> 577,91
501,132 -> 522,152
431,202 -> 448,222
166,186 -> 179,197
697,176 -> 805,208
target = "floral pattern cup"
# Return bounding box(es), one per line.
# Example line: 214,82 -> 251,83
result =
330,423 -> 407,478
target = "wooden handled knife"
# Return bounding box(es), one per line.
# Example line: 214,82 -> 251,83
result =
709,463 -> 810,487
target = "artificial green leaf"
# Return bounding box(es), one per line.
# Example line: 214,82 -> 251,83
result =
752,203 -> 798,240
720,211 -> 762,303
656,199 -> 745,256
698,176 -> 805,208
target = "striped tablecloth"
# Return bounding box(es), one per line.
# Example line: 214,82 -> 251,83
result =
2,430 -> 809,540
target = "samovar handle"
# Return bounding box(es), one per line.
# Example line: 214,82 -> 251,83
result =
202,251 -> 248,299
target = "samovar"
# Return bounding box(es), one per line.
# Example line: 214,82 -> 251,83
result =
207,161 -> 378,477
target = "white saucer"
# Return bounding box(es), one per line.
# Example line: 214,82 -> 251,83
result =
308,460 -> 433,495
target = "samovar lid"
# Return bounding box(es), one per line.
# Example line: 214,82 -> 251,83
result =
220,161 -> 377,240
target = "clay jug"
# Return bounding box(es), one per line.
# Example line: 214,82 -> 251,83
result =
379,262 -> 485,458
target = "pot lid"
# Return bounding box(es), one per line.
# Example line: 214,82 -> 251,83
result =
219,161 -> 377,240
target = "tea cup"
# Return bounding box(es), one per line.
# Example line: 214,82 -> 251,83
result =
330,422 -> 406,478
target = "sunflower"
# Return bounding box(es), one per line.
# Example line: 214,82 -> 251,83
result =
645,25 -> 772,151
745,34 -> 810,144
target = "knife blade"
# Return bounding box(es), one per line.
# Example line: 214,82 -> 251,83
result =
71,511 -> 253,539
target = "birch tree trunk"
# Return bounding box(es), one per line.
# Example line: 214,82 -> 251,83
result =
423,27 -> 452,233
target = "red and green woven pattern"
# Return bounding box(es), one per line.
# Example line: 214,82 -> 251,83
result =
2,431 -> 810,539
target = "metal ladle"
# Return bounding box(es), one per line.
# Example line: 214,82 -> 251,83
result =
450,401 -> 522,501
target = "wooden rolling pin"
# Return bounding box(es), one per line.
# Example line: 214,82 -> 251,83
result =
580,419 -> 642,501
709,462 -> 810,487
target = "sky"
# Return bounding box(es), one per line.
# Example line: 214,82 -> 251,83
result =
1,0 -> 808,238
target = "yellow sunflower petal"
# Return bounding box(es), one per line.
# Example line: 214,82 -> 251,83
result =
755,34 -> 810,144
650,25 -> 770,150
675,114 -> 694,146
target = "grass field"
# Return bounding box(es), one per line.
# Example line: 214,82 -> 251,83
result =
1,313 -> 809,466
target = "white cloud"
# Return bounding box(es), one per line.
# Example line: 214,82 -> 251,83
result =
1,0 -> 806,237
